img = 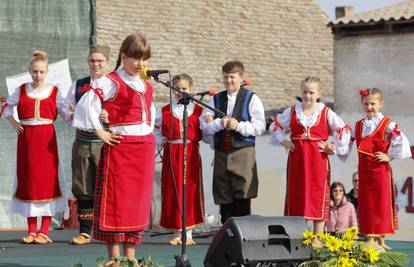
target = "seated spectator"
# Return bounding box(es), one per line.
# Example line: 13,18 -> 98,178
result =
326,181 -> 358,234
346,172 -> 359,211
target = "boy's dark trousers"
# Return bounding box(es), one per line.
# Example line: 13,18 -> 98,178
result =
219,199 -> 251,224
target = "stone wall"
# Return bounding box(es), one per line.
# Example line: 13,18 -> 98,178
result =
96,0 -> 333,109
334,33 -> 414,117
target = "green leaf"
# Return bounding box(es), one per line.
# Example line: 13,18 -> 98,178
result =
377,252 -> 410,267
322,258 -> 337,267
72,263 -> 82,267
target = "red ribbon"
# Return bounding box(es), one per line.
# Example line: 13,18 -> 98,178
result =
359,89 -> 369,96
272,117 -> 283,131
336,124 -> 352,140
0,97 -> 8,118
77,84 -> 94,94
386,123 -> 401,142
93,88 -> 104,103
76,84 -> 104,103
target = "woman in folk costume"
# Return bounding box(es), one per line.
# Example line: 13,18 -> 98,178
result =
2,51 -> 70,244
154,74 -> 205,246
350,88 -> 411,250
269,77 -> 350,246
72,32 -> 155,266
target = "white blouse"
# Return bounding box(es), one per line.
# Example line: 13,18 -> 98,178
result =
269,103 -> 351,155
349,112 -> 411,159
3,83 -> 71,123
72,69 -> 155,135
199,91 -> 266,137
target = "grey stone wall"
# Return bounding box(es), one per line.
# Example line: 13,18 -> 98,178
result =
334,33 -> 414,116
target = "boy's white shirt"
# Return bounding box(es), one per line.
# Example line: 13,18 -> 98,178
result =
199,90 -> 266,137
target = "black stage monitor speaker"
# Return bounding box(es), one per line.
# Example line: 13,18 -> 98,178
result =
204,215 -> 312,267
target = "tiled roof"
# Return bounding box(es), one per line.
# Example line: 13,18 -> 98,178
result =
329,0 -> 414,26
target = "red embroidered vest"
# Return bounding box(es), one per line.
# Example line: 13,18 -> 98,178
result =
355,117 -> 391,157
103,71 -> 153,126
161,104 -> 203,141
290,105 -> 330,141
17,84 -> 58,121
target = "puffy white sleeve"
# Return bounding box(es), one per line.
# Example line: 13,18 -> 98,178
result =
72,78 -> 116,131
269,106 -> 292,145
2,86 -> 20,119
327,109 -> 352,155
235,94 -> 266,137
153,109 -> 163,147
56,88 -> 72,123
199,98 -> 224,135
386,122 -> 412,159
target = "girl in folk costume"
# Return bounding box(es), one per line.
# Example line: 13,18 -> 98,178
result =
350,88 -> 411,250
72,32 -> 155,266
269,77 -> 350,246
154,74 -> 205,246
2,51 -> 70,244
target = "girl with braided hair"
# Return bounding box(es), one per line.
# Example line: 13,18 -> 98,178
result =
73,32 -> 155,266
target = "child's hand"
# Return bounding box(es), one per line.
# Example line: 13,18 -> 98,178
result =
281,139 -> 295,152
95,129 -> 122,146
205,115 -> 214,123
221,117 -> 229,128
227,118 -> 239,130
7,117 -> 24,134
99,109 -> 109,123
374,152 -> 392,162
318,141 -> 334,155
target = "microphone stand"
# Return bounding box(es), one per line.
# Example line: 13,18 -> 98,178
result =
152,74 -> 225,267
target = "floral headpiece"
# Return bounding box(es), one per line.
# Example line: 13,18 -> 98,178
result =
359,89 -> 369,96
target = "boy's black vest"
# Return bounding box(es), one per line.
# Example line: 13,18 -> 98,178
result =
75,77 -> 101,142
213,87 -> 255,150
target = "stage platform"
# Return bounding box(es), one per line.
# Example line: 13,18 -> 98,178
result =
0,229 -> 413,267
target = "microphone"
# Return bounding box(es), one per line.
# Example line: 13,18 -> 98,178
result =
140,67 -> 169,80
194,87 -> 217,97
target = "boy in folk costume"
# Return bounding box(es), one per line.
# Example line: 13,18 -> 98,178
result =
269,77 -> 351,247
2,51 -> 70,244
350,88 -> 411,250
65,45 -> 110,245
72,32 -> 155,266
154,74 -> 205,245
200,60 -> 266,224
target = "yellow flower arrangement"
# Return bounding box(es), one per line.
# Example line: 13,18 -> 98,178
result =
298,227 -> 409,267
325,235 -> 342,252
363,246 -> 380,264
